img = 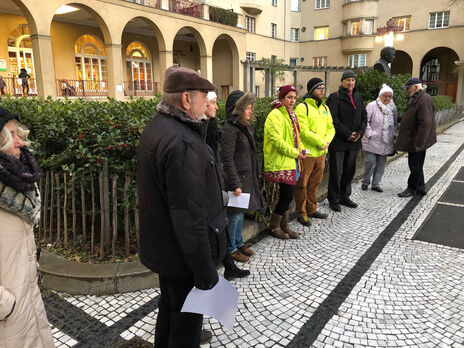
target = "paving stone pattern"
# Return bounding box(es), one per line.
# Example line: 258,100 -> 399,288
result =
46,121 -> 464,347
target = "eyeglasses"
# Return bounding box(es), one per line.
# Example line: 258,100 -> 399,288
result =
315,86 -> 325,91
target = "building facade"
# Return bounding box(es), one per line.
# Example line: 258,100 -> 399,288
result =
0,0 -> 463,103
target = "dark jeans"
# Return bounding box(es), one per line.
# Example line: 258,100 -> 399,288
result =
275,183 -> 295,215
328,150 -> 359,204
155,274 -> 202,348
407,150 -> 426,192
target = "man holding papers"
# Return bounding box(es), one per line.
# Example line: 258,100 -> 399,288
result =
137,67 -> 228,347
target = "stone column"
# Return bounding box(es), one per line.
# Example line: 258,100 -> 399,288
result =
159,0 -> 169,10
105,44 -> 124,100
159,50 -> 173,91
30,34 -> 56,98
264,68 -> 271,97
250,66 -> 255,93
200,55 -> 213,81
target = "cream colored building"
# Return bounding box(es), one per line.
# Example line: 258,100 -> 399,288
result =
0,0 -> 463,103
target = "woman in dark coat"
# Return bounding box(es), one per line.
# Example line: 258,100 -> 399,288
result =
220,90 -> 264,263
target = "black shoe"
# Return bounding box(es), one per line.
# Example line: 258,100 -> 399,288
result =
372,186 -> 383,193
310,211 -> 328,219
398,188 -> 416,197
416,190 -> 427,196
329,203 -> 341,212
361,184 -> 368,191
224,264 -> 251,281
340,198 -> 358,208
297,215 -> 312,226
200,329 -> 213,344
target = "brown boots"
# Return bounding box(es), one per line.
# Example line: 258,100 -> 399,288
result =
269,211 -> 300,239
281,211 -> 300,239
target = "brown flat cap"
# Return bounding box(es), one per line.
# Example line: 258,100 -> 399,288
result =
163,66 -> 215,93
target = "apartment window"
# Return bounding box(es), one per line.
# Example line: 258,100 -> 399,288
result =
351,21 -> 360,35
363,19 -> 374,34
271,23 -> 277,38
314,26 -> 329,40
272,0 -> 277,6
315,0 -> 330,9
393,16 -> 411,31
289,57 -> 298,66
429,11 -> 450,29
246,51 -> 256,61
313,56 -> 327,67
246,16 -> 256,33
348,54 -> 366,68
290,28 -> 299,42
291,0 -> 300,11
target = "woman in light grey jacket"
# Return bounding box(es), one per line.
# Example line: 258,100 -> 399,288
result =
0,107 -> 55,348
361,84 -> 398,192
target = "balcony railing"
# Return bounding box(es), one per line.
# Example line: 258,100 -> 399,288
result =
0,77 -> 38,97
124,80 -> 160,96
56,79 -> 109,97
169,0 -> 202,18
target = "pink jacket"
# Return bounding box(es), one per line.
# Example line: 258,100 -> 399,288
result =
362,100 -> 398,155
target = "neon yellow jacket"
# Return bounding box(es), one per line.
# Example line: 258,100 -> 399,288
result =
263,106 -> 302,172
295,98 -> 335,157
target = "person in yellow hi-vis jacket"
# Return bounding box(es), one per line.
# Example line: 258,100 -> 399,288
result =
294,78 -> 335,227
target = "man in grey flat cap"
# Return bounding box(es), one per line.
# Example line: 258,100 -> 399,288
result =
137,66 -> 228,347
395,78 -> 436,197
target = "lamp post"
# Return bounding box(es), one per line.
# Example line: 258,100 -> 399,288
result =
376,18 -> 404,47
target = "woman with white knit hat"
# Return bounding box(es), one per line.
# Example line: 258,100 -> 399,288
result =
361,84 -> 398,192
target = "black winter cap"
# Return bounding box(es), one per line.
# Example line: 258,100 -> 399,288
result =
341,70 -> 356,81
307,78 -> 324,95
0,107 -> 19,132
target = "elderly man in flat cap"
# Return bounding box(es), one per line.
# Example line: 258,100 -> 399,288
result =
326,70 -> 367,212
395,78 -> 436,197
137,67 -> 228,347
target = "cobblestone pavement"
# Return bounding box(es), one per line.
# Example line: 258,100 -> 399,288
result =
45,120 -> 464,348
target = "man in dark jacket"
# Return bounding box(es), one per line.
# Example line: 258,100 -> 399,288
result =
395,78 -> 436,197
137,66 -> 228,347
326,70 -> 367,211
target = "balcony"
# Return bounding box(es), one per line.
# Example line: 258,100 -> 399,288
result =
341,35 -> 374,53
123,80 -> 160,97
0,77 -> 38,97
342,0 -> 378,22
56,79 -> 109,97
121,0 -> 203,19
240,0 -> 264,15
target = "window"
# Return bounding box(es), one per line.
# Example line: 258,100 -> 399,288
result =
246,16 -> 255,33
125,41 -> 153,92
271,23 -> 277,38
74,35 -> 107,83
289,57 -> 298,66
363,19 -> 374,34
290,28 -> 299,42
272,0 -> 277,6
7,24 -> 36,85
314,26 -> 329,40
393,16 -> 411,31
313,56 -> 327,67
315,0 -> 330,9
421,58 -> 440,81
429,11 -> 450,29
348,54 -> 366,68
351,21 -> 360,35
291,0 -> 300,11
246,51 -> 256,61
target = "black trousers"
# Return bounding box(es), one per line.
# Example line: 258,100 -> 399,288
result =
155,274 -> 202,348
328,150 -> 359,204
275,183 -> 295,215
407,150 -> 426,192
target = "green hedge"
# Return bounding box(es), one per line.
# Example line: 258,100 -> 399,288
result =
209,6 -> 238,27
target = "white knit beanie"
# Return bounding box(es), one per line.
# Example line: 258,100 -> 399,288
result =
378,84 -> 393,97
207,91 -> 217,101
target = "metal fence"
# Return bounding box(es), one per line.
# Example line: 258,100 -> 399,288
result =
56,79 -> 109,97
123,81 -> 160,96
0,77 -> 38,97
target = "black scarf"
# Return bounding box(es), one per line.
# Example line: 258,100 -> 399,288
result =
0,147 -> 42,192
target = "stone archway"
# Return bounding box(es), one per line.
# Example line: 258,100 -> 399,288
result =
420,47 -> 460,102
391,50 -> 413,76
212,34 -> 239,99
172,26 -> 206,73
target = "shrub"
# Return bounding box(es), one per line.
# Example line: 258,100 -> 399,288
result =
432,95 -> 453,111
209,6 -> 238,27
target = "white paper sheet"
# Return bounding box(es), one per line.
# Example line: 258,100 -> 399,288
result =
181,277 -> 239,331
227,191 -> 250,209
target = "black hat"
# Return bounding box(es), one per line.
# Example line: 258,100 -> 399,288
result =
307,78 -> 324,95
341,70 -> 356,81
403,77 -> 422,88
0,107 -> 19,132
163,66 -> 215,93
